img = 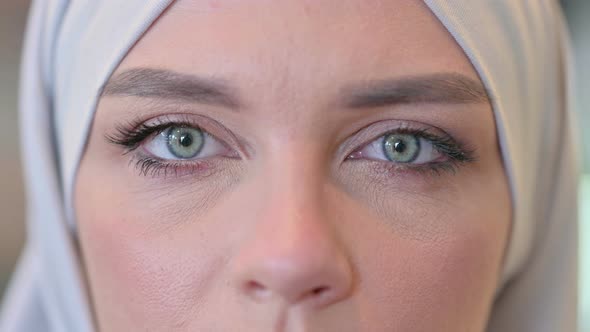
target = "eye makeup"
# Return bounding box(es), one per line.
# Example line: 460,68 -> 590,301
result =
106,114 -> 476,179
106,114 -> 240,177
343,120 -> 476,176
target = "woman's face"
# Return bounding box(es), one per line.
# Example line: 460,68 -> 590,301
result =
75,1 -> 511,331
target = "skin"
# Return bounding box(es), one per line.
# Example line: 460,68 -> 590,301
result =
75,1 -> 511,331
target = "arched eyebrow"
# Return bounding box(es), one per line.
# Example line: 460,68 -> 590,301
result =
102,68 -> 489,110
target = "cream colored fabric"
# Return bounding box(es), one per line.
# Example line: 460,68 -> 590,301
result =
422,2 -> 579,331
0,1 -> 578,331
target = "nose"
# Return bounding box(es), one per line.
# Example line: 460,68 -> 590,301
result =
231,186 -> 353,308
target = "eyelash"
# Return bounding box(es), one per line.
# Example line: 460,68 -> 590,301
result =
354,126 -> 476,176
106,115 -> 221,177
107,117 -> 183,153
106,117 -> 476,178
131,157 -> 215,177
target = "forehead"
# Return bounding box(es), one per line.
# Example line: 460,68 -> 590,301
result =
116,0 -> 478,88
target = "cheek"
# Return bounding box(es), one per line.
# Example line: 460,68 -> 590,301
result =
339,166 -> 510,330
350,220 -> 505,331
75,169 -> 226,329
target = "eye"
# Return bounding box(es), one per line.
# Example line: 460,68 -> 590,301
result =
143,125 -> 230,160
351,132 -> 444,164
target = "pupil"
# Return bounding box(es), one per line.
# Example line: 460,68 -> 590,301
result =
179,132 -> 193,147
393,140 -> 406,153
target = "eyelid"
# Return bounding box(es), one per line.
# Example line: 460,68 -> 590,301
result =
339,120 -> 440,161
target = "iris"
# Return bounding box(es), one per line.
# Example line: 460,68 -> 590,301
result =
383,133 -> 420,163
166,126 -> 204,159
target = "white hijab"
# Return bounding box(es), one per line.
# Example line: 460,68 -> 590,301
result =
0,1 -> 579,331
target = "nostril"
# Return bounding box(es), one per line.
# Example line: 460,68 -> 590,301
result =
245,280 -> 272,300
247,280 -> 264,291
244,280 -> 333,304
311,286 -> 328,296
302,285 -> 332,303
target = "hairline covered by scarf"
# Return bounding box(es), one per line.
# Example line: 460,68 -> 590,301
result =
0,1 -> 578,331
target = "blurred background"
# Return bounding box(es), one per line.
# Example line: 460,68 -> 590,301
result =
0,0 -> 28,303
0,1 -> 588,330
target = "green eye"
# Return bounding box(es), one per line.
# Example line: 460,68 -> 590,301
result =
383,133 -> 420,163
166,126 -> 204,159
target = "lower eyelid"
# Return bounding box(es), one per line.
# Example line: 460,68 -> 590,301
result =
130,153 -> 225,178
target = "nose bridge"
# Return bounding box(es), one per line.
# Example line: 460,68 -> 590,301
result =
269,151 -> 323,209
231,149 -> 353,308
260,138 -> 329,219
260,144 -> 336,270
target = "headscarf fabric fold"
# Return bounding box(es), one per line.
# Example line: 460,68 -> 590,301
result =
0,1 -> 578,331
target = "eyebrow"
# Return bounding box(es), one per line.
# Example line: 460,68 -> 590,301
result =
342,73 -> 489,108
102,68 -> 489,110
101,68 -> 239,108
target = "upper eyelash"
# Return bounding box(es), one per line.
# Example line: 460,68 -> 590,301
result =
106,115 -> 200,153
107,123 -> 166,152
370,126 -> 476,163
411,129 -> 475,163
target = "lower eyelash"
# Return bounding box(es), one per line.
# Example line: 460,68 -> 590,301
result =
133,157 -> 164,177
131,156 -> 215,178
